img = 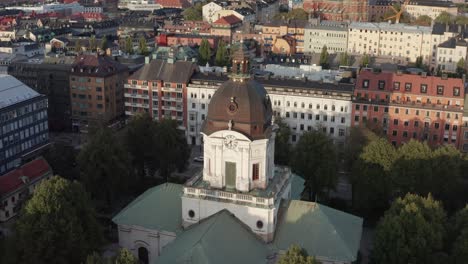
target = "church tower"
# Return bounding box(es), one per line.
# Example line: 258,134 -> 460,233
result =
182,44 -> 292,241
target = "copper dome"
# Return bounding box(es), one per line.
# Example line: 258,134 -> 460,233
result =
202,78 -> 273,140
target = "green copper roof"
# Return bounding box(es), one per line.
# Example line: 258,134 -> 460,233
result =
274,200 -> 363,263
290,174 -> 305,200
112,183 -> 183,233
155,210 -> 271,264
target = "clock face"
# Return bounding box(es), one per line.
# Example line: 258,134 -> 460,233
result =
224,135 -> 238,149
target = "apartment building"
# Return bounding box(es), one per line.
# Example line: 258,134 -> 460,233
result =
262,20 -> 308,54
302,0 -> 368,21
436,37 -> 467,73
124,55 -> 197,129
304,20 -> 348,54
353,70 -> 465,148
405,1 -> 458,20
0,75 -> 49,175
70,54 -> 128,132
0,157 -> 52,222
211,15 -> 243,43
348,22 -> 433,64
187,72 -> 354,146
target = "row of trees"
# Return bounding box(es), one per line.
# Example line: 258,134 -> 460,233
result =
198,38 -> 229,66
346,128 -> 468,214
372,193 -> 468,264
318,46 -> 369,68
119,36 -> 149,56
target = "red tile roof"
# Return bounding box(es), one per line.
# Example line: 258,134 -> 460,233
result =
0,158 -> 52,196
156,0 -> 191,9
213,15 -> 242,25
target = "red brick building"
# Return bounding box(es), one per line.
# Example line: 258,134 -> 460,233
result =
156,34 -> 219,49
124,55 -> 197,129
352,70 -> 465,148
303,0 -> 368,21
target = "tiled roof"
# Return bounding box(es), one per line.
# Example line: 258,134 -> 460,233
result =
71,54 -> 128,77
129,59 -> 197,83
0,157 -> 52,196
274,200 -> 363,263
156,0 -> 191,8
112,183 -> 183,232
155,210 -> 271,264
213,14 -> 242,25
438,37 -> 468,49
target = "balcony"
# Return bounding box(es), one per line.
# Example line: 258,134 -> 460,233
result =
124,102 -> 148,108
124,93 -> 149,99
124,84 -> 148,90
183,166 -> 291,209
162,96 -> 183,102
161,86 -> 183,92
390,100 -> 464,112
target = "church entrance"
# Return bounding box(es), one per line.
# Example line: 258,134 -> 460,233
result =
138,247 -> 149,264
225,162 -> 236,189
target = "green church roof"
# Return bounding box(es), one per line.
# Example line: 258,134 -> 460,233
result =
273,200 -> 363,263
112,183 -> 183,233
155,210 -> 272,264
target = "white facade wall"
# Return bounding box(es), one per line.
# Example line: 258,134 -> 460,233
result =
430,31 -> 460,67
202,2 -> 223,23
405,4 -> 458,20
116,224 -> 176,264
187,83 -> 217,145
270,94 -> 352,144
437,45 -> 467,72
304,27 -> 348,54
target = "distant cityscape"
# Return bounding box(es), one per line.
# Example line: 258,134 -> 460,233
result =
1,0 -> 468,263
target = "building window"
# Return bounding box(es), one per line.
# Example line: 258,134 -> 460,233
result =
454,87 -> 460,96
362,79 -> 369,88
435,123 -> 440,129
414,121 -> 419,127
393,82 -> 400,90
392,130 -> 397,136
256,220 -> 264,229
374,106 -> 378,112
378,80 -> 385,90
201,104 -> 205,110
395,108 -> 399,114
188,210 -> 195,218
437,85 -> 444,95
355,104 -> 360,110
405,83 -> 412,91
404,121 -> 409,126
394,119 -> 398,125
252,163 -> 259,181
403,131 -> 408,138
363,105 -> 368,111
339,129 -> 345,136
420,84 -> 427,93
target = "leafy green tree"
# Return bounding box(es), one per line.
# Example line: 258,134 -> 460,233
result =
352,136 -> 396,212
414,15 -> 432,26
339,52 -> 350,66
198,38 -> 211,66
372,194 -> 446,264
156,119 -> 190,181
455,15 -> 468,25
125,113 -> 159,180
125,36 -> 133,55
291,130 -> 337,201
15,176 -> 103,264
450,206 -> 468,263
360,54 -> 370,67
43,142 -> 79,181
100,37 -> 108,52
215,39 -> 228,66
86,252 -> 104,264
138,36 -> 149,56
415,56 -> 423,68
114,248 -> 138,264
89,35 -> 97,51
77,127 -> 131,208
274,117 -> 292,166
182,2 -> 203,21
319,45 -> 329,68
274,8 -> 308,20
435,11 -> 454,24
278,244 -> 317,264
457,57 -> 466,76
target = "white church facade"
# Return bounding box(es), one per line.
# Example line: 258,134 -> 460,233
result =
113,45 -> 363,264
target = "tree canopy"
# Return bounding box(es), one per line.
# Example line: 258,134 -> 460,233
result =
77,127 -> 131,209
125,36 -> 133,55
291,130 -> 337,201
15,176 -> 103,264
450,206 -> 468,263
319,45 -> 329,69
360,54 -> 370,67
435,11 -> 454,24
413,15 -> 432,26
215,39 -> 228,67
274,117 -> 292,166
274,8 -> 309,20
182,2 -> 203,21
114,249 -> 138,264
198,38 -> 211,66
339,52 -> 350,66
138,36 -> 149,56
372,193 -> 446,264
278,244 -> 317,264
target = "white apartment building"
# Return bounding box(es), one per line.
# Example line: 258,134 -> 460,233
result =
405,1 -> 458,20
202,2 -> 223,23
187,73 -> 354,147
304,20 -> 349,54
436,37 -> 468,72
348,22 -> 432,63
430,24 -> 465,69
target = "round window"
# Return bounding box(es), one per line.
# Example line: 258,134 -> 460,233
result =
188,210 -> 195,218
256,220 -> 264,229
